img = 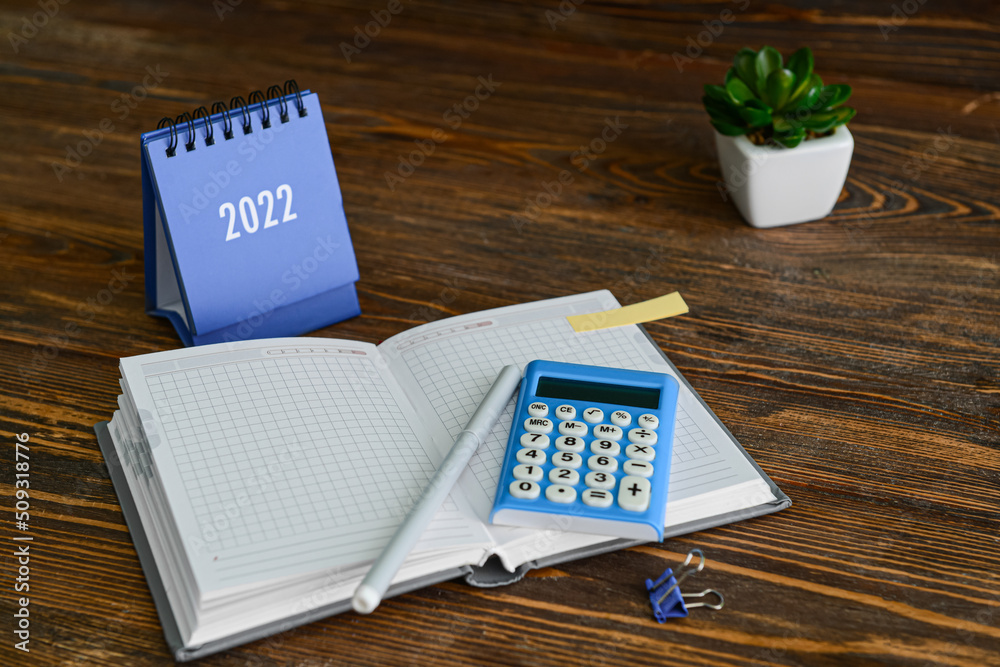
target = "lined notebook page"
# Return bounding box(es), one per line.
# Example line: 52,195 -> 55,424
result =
120,340 -> 486,593
382,291 -> 772,519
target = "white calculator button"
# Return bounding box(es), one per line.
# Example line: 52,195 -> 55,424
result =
588,455 -> 618,473
610,410 -> 632,427
589,439 -> 621,457
618,476 -> 651,512
516,448 -> 547,464
623,460 -> 654,477
555,404 -> 577,420
524,417 -> 553,434
584,471 -> 616,490
520,433 -> 550,449
582,407 -> 604,423
592,424 -> 623,441
638,413 -> 659,429
527,402 -> 549,417
582,489 -> 613,508
513,464 -> 543,482
509,480 -> 540,500
558,420 -> 588,436
552,452 -> 583,469
554,435 -> 585,453
625,443 -> 655,461
627,428 -> 657,445
549,467 -> 580,485
546,484 -> 577,504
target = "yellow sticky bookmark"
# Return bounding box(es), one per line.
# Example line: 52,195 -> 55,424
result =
567,292 -> 689,333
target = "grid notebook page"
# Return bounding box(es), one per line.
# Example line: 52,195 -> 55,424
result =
385,292 -> 768,517
122,341 -> 483,593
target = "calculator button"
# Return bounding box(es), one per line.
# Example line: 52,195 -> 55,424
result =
618,476 -> 651,512
638,413 -> 659,429
623,460 -> 654,477
552,452 -> 583,469
592,424 -> 623,441
589,439 -> 621,456
520,433 -> 550,449
527,402 -> 549,417
588,455 -> 618,473
546,485 -> 577,504
582,489 -> 613,508
554,435 -> 585,453
513,464 -> 543,482
581,407 -> 604,423
558,420 -> 588,436
627,428 -> 657,445
549,467 -> 580,485
509,480 -> 540,499
610,410 -> 632,427
585,471 -> 616,490
516,448 -> 547,464
625,444 -> 655,461
555,404 -> 577,420
524,417 -> 553,434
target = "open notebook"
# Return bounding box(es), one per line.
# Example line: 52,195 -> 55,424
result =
94,290 -> 789,660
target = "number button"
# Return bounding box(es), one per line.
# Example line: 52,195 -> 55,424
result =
516,448 -> 546,464
524,417 -> 553,434
582,489 -> 613,508
625,443 -> 655,461
588,455 -> 618,473
623,460 -> 653,477
554,435 -> 585,453
610,410 -> 632,427
627,428 -> 657,445
552,452 -> 583,469
582,407 -> 604,423
589,439 -> 621,456
527,402 -> 549,417
638,413 -> 659,429
592,424 -> 623,441
520,433 -> 550,449
509,480 -> 540,499
555,404 -> 576,420
546,485 -> 577,504
585,471 -> 615,490
513,464 -> 543,482
549,467 -> 580,485
558,420 -> 588,436
618,476 -> 651,512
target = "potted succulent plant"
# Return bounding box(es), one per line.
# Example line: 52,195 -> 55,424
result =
704,46 -> 857,228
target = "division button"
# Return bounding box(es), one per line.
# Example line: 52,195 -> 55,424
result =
627,428 -> 657,445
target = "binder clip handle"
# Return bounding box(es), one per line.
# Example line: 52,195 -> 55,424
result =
645,549 -> 724,623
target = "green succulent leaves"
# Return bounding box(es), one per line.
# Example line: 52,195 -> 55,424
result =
702,46 -> 856,148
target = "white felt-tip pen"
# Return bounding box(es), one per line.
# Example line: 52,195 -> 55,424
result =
352,364 -> 522,614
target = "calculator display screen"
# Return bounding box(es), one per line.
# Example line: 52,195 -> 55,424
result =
535,376 -> 661,409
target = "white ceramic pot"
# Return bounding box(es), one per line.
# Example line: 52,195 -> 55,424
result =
714,125 -> 854,228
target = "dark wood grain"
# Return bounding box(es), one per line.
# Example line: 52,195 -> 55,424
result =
1,0 -> 998,664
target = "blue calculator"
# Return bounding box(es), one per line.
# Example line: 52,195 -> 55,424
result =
490,360 -> 679,541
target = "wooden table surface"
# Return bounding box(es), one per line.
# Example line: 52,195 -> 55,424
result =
2,0 -> 999,665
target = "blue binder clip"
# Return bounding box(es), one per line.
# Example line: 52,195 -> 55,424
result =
645,549 -> 724,622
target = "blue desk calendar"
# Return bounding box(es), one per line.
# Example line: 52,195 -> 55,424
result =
141,81 -> 360,346
489,360 -> 679,541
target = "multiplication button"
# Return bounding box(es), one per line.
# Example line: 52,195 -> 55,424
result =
625,443 -> 655,461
